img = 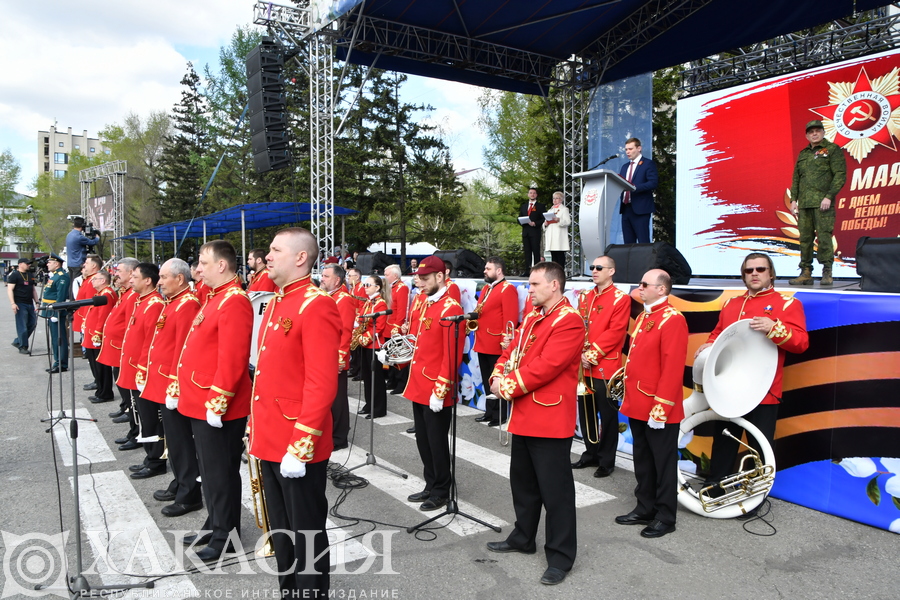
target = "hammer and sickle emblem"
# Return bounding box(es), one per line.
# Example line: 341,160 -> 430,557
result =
847,103 -> 877,127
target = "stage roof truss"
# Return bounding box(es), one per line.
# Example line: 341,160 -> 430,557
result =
79,160 -> 126,260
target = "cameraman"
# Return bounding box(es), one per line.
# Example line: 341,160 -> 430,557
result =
65,217 -> 99,299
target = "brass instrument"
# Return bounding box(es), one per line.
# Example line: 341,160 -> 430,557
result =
696,428 -> 775,514
466,302 -> 484,333
499,320 -> 517,447
577,339 -> 598,445
245,439 -> 275,557
349,321 -> 366,351
605,367 -> 625,407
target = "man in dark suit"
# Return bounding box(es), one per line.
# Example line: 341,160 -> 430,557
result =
519,187 -> 546,274
619,138 -> 659,244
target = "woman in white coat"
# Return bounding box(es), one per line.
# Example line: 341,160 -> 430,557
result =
543,190 -> 571,267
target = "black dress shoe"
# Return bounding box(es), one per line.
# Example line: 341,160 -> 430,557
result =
118,439 -> 140,451
615,511 -> 654,526
419,497 -> 448,511
194,546 -> 224,562
182,532 -> 212,546
351,375 -> 364,382
357,408 -> 370,415
486,420 -> 500,427
593,466 -> 615,478
407,490 -> 431,502
486,540 -> 536,554
83,382 -> 98,391
571,457 -> 600,469
365,413 -> 385,420
154,489 -> 177,502
128,463 -> 147,472
474,415 -> 492,423
109,409 -> 125,418
131,466 -> 166,479
89,396 -> 114,404
540,567 -> 568,585
405,426 -> 416,434
640,519 -> 676,538
389,389 -> 405,395
112,414 -> 130,424
115,436 -> 132,445
162,502 -> 203,517
46,366 -> 68,373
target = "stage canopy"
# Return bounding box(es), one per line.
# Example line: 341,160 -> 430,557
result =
333,0 -> 888,94
117,202 -> 359,242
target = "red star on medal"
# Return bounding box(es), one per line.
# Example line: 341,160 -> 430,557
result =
810,67 -> 900,160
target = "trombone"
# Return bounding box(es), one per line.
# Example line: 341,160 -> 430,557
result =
499,320 -> 516,446
245,438 -> 275,557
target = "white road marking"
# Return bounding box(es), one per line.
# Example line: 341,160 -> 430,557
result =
50,406 -> 116,466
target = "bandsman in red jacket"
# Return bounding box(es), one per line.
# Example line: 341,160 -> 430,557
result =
615,269 -> 689,539
695,253 -> 808,517
441,259 -> 463,304
176,240 -> 253,562
248,228 -> 339,597
345,267 -> 366,379
402,256 -> 464,511
486,261 -> 583,586
247,248 -> 278,292
83,269 -> 117,405
72,254 -> 102,360
142,258 -> 203,516
573,255 -> 630,478
320,263 -> 355,451
118,263 -> 166,479
472,256 -> 520,427
384,264 -> 410,394
356,275 -> 390,418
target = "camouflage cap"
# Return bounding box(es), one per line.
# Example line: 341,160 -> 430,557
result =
806,120 -> 824,132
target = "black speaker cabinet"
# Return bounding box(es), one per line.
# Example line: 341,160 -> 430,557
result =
433,249 -> 486,278
355,251 -> 396,276
603,242 -> 693,285
856,236 -> 900,293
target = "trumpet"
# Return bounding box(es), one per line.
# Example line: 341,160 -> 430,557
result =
499,320 -> 517,447
245,439 -> 275,558
466,304 -> 484,333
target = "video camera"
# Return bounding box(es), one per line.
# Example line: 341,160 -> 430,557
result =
84,222 -> 99,239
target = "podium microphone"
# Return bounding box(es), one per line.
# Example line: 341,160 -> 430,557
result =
360,309 -> 393,318
588,154 -> 619,170
441,312 -> 479,323
49,296 -> 109,311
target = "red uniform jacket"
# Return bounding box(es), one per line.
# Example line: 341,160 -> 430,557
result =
621,298 -> 689,424
72,275 -> 95,333
193,281 -> 210,303
445,279 -> 462,304
82,286 -> 118,350
705,288 -> 808,405
357,297 -> 388,349
97,287 -> 138,368
578,284 -> 631,380
473,279 -> 520,356
330,287 -> 356,371
387,279 -> 409,336
248,276 -> 340,464
248,269 -> 278,292
143,287 -> 201,404
491,297 -> 584,438
407,291 -> 426,336
403,290 -> 464,407
351,282 -> 366,311
176,277 -> 253,421
117,290 -> 165,391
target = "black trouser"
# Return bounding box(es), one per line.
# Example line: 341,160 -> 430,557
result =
387,363 -> 409,392
191,416 -> 247,552
85,349 -> 114,400
577,377 -> 618,469
160,405 -> 201,505
411,402 -> 452,499
507,435 -> 577,572
550,251 -> 566,268
478,352 -> 503,422
628,418 -> 679,525
708,403 -> 778,483
348,347 -> 362,377
332,371 -> 350,447
261,459 -> 329,597
112,367 -> 139,440
522,228 -> 542,269
360,347 -> 386,417
135,395 -> 166,471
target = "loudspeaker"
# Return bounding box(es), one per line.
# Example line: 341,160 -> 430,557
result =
856,236 -> 900,293
245,37 -> 291,174
604,242 -> 692,285
433,249 -> 486,278
356,252 -> 397,276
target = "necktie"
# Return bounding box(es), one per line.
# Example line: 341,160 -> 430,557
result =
528,202 -> 534,215
623,161 -> 636,204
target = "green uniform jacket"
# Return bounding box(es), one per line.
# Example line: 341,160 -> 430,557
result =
41,268 -> 71,316
790,139 -> 846,209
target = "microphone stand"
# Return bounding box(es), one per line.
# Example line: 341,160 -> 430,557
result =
38,304 -> 151,598
408,318 -> 501,533
41,305 -> 93,429
347,313 -> 407,479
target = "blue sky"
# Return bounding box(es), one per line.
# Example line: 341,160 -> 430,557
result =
0,1 -> 487,196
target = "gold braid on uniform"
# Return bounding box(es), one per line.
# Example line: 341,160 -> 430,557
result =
205,394 -> 229,416
165,379 -> 179,398
649,403 -> 667,423
135,369 -> 146,387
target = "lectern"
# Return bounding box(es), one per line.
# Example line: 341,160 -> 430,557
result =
574,169 -> 634,273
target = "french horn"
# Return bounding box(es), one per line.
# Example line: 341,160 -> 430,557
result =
376,333 -> 417,366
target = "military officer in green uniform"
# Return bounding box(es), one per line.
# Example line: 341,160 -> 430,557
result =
42,254 -> 71,373
789,120 -> 847,286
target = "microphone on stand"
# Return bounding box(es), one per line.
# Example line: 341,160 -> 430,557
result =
49,296 -> 109,311
360,309 -> 393,318
441,312 -> 480,323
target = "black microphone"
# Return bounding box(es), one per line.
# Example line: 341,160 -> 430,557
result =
598,154 -> 618,165
360,309 -> 393,318
49,296 -> 110,311
441,312 -> 480,323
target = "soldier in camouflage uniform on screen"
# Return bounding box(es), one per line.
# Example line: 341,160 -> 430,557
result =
788,120 -> 847,286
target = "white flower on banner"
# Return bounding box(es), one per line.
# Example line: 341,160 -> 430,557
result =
837,457 -> 878,478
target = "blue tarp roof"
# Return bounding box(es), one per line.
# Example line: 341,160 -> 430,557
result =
117,202 -> 358,242
337,0 -> 887,94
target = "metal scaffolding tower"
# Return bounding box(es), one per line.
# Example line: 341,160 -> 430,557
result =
79,160 -> 127,260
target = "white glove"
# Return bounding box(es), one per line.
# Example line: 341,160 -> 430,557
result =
648,417 -> 665,430
50,316 -> 59,323
429,393 -> 443,413
137,383 -> 145,393
206,409 -> 223,428
165,395 -> 178,410
280,452 -> 306,478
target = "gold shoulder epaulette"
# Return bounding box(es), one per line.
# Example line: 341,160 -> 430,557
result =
218,286 -> 248,309
298,285 -> 328,314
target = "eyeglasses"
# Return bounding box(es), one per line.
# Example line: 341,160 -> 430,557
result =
362,283 -> 377,288
742,266 -> 769,274
638,281 -> 660,288
588,265 -> 609,271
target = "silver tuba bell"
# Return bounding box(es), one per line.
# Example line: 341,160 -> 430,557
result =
677,319 -> 779,519
376,333 -> 417,366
